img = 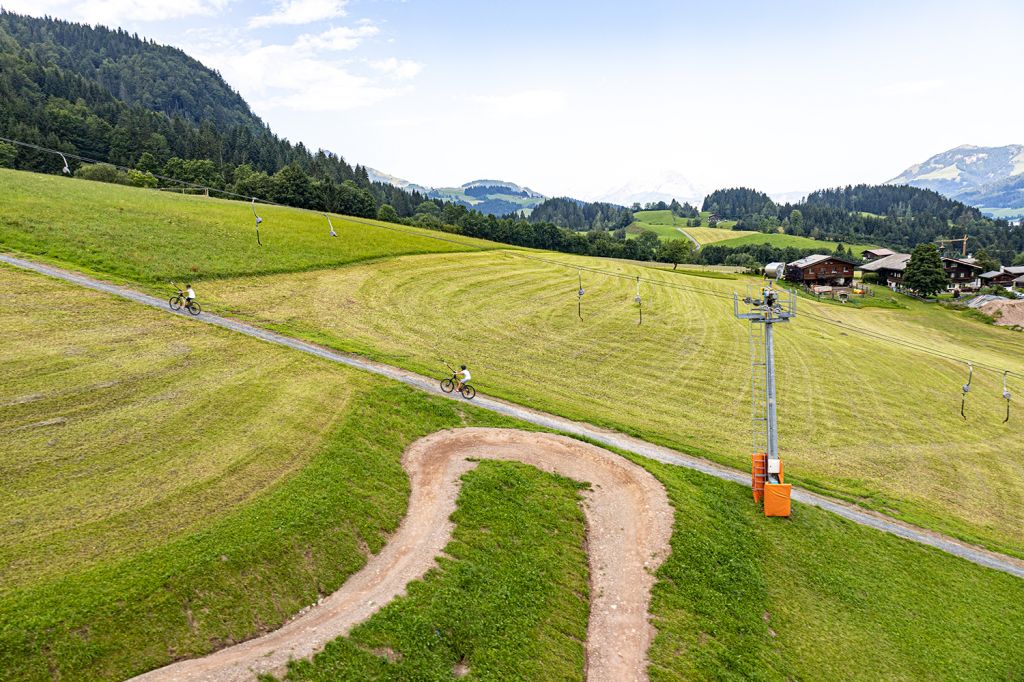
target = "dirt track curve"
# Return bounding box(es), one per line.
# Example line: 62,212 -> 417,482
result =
132,429 -> 674,682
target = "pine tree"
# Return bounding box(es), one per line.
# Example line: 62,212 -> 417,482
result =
903,243 -> 949,296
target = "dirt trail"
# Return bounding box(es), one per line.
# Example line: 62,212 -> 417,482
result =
132,429 -> 673,682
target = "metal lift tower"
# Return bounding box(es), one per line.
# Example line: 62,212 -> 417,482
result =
734,284 -> 796,517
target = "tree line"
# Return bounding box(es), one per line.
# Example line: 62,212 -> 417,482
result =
703,186 -> 1024,265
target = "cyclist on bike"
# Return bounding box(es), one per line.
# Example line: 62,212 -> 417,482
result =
185,283 -> 196,305
455,365 -> 471,391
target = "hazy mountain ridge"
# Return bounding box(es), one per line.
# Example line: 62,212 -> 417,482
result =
366,169 -> 547,215
888,144 -> 1024,212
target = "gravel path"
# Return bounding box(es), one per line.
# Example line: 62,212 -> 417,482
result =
131,429 -> 673,681
675,227 -> 701,249
3,253 -> 1022,580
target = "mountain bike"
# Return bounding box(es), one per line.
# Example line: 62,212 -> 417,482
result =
169,289 -> 202,315
440,362 -> 476,399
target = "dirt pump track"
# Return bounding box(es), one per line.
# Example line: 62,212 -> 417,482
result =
132,429 -> 673,682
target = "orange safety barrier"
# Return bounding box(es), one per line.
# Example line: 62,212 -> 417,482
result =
764,483 -> 792,517
751,452 -> 767,502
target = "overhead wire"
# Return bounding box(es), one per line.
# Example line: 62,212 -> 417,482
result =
5,133 -> 1023,385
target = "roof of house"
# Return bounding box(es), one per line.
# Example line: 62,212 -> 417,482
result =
859,253 -> 911,272
863,248 -> 895,258
787,254 -> 858,269
981,266 -> 1024,278
1015,274 -> 1024,284
942,257 -> 983,270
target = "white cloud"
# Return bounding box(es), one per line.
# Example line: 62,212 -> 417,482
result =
469,90 -> 568,118
182,25 -> 418,113
248,0 -> 348,28
0,0 -> 229,24
295,24 -> 379,51
370,57 -> 423,80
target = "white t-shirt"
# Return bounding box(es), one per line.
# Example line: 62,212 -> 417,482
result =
186,287 -> 196,299
459,369 -> 471,382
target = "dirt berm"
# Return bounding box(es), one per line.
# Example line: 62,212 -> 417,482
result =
132,428 -> 674,682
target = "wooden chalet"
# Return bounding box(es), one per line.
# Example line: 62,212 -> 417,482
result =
784,254 -> 856,287
859,252 -> 911,288
941,257 -> 983,291
980,266 -> 1024,288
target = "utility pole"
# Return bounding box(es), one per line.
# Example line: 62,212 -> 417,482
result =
734,284 -> 795,516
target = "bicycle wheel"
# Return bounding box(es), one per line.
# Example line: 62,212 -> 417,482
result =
186,301 -> 202,316
440,378 -> 455,393
460,384 -> 476,400
169,295 -> 183,310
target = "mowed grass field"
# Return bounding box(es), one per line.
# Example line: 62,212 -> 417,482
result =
2,171 -> 1023,555
3,261 -> 1024,680
683,226 -> 758,244
711,231 -> 878,256
204,251 -> 1024,557
630,209 -> 742,241
633,210 -> 878,255
0,169 -> 500,286
0,263 -> 558,680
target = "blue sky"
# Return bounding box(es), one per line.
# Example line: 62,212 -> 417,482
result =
3,0 -> 1023,200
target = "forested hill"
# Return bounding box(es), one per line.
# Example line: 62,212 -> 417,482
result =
0,10 -> 429,217
805,184 -> 981,222
706,185 -> 1024,263
527,197 -> 633,230
0,12 -> 259,130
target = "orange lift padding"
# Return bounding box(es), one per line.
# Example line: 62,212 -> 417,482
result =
763,483 -> 792,517
751,453 -> 766,502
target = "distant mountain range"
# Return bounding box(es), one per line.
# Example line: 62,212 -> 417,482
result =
367,168 -> 546,216
887,144 -> 1024,215
591,170 -> 705,207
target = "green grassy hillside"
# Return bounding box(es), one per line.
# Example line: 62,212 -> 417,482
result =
0,169 -> 500,286
683,226 -> 758,244
631,209 -> 741,240
711,231 -> 877,256
3,246 -> 1024,680
205,251 -> 1024,557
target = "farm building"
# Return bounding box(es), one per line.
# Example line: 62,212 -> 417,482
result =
859,252 -> 911,288
980,266 -> 1024,288
784,254 -> 857,287
862,248 -> 895,261
941,257 -> 983,291
1015,275 -> 1024,290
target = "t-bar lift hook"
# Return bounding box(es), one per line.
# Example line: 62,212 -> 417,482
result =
252,198 -> 263,246
635,276 -> 643,325
961,362 -> 973,420
577,270 -> 585,320
1002,370 -> 1012,424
